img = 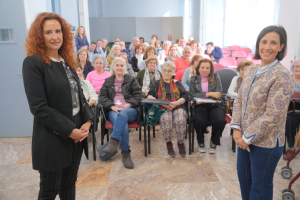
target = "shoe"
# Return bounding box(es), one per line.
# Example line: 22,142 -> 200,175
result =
166,141 -> 175,158
198,143 -> 206,153
102,137 -> 119,154
283,150 -> 295,160
121,149 -> 134,169
177,142 -> 186,157
209,142 -> 217,154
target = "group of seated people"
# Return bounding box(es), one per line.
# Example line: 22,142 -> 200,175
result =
75,27 -> 300,170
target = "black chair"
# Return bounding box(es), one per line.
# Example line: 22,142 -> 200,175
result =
215,69 -> 238,95
142,101 -> 193,155
107,42 -> 114,49
125,42 -> 131,50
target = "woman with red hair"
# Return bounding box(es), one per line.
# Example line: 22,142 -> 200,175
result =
23,12 -> 93,199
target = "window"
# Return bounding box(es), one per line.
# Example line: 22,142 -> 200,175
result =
0,28 -> 15,43
51,0 -> 61,15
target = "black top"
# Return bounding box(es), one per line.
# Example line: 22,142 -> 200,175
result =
22,55 -> 93,171
148,80 -> 189,112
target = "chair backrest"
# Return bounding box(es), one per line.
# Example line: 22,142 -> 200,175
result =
232,51 -> 246,59
215,69 -> 238,94
213,64 -> 226,72
219,57 -> 237,67
223,53 -> 231,58
221,48 -> 231,54
229,45 -> 241,51
246,53 -> 255,60
125,42 -> 131,50
236,57 -> 246,65
252,59 -> 261,64
107,42 -> 114,49
241,47 -> 252,54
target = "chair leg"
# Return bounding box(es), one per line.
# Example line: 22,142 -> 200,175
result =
192,124 -> 195,152
106,129 -> 109,142
189,124 -> 191,155
185,125 -> 187,139
144,125 -> 147,157
148,125 -> 151,154
139,128 -> 141,141
153,126 -> 155,138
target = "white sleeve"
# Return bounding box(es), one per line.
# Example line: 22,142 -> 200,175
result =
227,76 -> 238,98
86,80 -> 98,101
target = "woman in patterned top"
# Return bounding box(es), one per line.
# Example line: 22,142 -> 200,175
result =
283,58 -> 300,160
230,26 -> 293,200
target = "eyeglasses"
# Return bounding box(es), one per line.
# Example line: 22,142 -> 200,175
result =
115,40 -> 120,42
162,69 -> 173,73
294,65 -> 300,69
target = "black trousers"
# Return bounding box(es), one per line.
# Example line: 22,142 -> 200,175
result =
285,112 -> 300,148
193,104 -> 226,145
38,113 -> 83,200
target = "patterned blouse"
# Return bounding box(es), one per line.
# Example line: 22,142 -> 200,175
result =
230,60 -> 294,148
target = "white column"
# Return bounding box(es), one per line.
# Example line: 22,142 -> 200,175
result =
78,0 -> 90,43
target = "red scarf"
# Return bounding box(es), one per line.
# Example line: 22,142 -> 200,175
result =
158,78 -> 180,109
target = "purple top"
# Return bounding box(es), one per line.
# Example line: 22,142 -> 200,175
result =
201,75 -> 209,97
114,79 -> 126,107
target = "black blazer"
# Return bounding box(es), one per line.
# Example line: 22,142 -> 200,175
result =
23,55 -> 93,171
131,56 -> 146,72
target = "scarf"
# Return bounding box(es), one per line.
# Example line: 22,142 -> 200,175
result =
142,68 -> 161,93
235,76 -> 243,93
158,78 -> 180,109
136,54 -> 144,69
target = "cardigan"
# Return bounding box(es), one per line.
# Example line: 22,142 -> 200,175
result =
75,35 -> 89,52
83,61 -> 94,78
136,69 -> 162,87
131,55 -> 146,72
227,76 -> 239,98
230,61 -> 294,148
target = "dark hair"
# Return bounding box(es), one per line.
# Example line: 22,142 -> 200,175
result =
90,42 -> 96,45
195,58 -> 216,86
253,25 -> 287,61
206,42 -> 214,47
139,37 -> 145,42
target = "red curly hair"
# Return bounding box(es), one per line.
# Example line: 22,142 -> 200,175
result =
25,12 -> 76,70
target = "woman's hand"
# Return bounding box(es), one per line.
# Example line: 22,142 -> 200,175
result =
162,105 -> 173,111
121,103 -> 132,110
69,129 -> 85,140
111,106 -> 122,113
208,92 -> 222,99
237,137 -> 248,150
169,101 -> 179,109
233,129 -> 242,143
88,100 -> 96,107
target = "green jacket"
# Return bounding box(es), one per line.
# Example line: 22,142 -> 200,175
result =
136,69 -> 162,88
105,46 -> 111,57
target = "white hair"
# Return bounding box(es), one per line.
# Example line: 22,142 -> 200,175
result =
161,61 -> 175,71
132,37 -> 138,41
143,42 -> 149,47
92,54 -> 108,68
188,36 -> 194,40
290,58 -> 300,73
197,46 -> 205,52
163,40 -> 171,46
183,46 -> 192,51
110,57 -> 128,76
108,44 -> 121,58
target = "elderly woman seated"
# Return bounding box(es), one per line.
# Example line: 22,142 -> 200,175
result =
76,49 -> 93,78
284,58 -> 300,160
196,46 -> 210,59
107,45 -> 121,68
76,66 -> 98,107
86,54 -> 111,94
165,45 -> 181,62
136,56 -> 162,98
147,61 -> 189,158
182,55 -> 203,91
131,44 -> 145,72
99,57 -> 142,169
227,59 -> 253,98
119,52 -> 135,77
140,46 -> 162,72
157,41 -> 171,65
190,58 -> 226,154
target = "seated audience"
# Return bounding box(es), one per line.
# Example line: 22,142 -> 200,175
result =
131,44 -> 144,72
147,61 -> 189,157
158,41 -> 171,65
119,52 -> 135,77
155,40 -> 163,55
86,54 -> 111,93
166,45 -> 180,62
114,37 -> 120,45
173,46 -> 192,73
100,57 -> 142,169
120,41 -> 130,63
196,46 -> 210,59
107,45 -> 121,68
75,26 -> 89,51
140,46 -> 161,72
177,38 -> 187,55
182,55 -> 203,91
205,42 -> 223,63
187,36 -> 194,45
102,38 -> 110,56
189,40 -> 199,58
136,56 -> 162,97
227,60 -> 253,98
94,39 -> 106,56
76,66 -> 98,106
151,34 -> 158,41
150,39 -> 156,47
88,42 -> 96,61
140,37 -> 145,43
130,37 -> 140,58
284,58 -> 300,160
190,58 -> 226,154
76,49 -> 93,78
168,34 -> 174,44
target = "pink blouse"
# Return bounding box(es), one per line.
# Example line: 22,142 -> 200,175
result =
86,70 -> 111,92
200,75 -> 209,97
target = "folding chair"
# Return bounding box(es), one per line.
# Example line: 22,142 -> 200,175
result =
232,51 -> 246,60
219,57 -> 237,67
240,47 -> 252,54
213,64 -> 226,72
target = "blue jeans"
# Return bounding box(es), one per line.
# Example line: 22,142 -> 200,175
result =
237,142 -> 283,200
108,108 -> 138,151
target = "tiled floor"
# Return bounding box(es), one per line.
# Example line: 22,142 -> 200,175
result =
0,125 -> 299,200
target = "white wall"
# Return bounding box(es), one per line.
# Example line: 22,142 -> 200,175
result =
60,0 -> 79,28
23,0 -> 48,29
278,0 -> 300,69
